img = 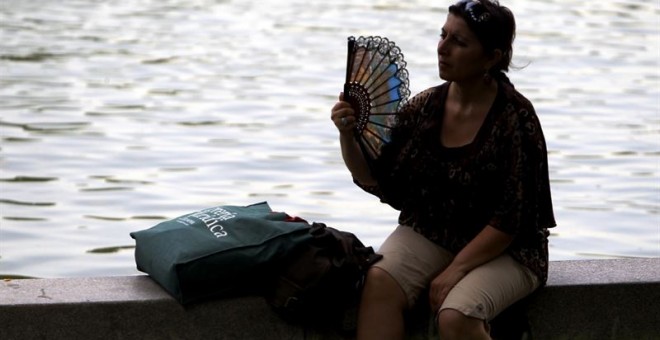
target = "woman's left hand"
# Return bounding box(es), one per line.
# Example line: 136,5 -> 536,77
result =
429,265 -> 468,312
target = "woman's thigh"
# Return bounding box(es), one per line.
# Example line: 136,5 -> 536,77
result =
372,225 -> 454,308
439,254 -> 540,321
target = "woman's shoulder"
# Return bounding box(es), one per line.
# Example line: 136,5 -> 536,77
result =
500,81 -> 535,113
407,84 -> 446,107
496,82 -> 546,136
397,84 -> 443,119
400,83 -> 448,115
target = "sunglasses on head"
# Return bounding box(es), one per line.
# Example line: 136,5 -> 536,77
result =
456,0 -> 491,23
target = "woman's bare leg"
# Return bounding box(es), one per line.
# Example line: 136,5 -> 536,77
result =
356,267 -> 408,340
437,309 -> 491,340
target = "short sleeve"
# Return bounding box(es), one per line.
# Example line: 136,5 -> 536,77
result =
353,87 -> 437,209
489,104 -> 556,235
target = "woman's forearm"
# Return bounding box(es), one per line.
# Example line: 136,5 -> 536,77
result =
339,133 -> 377,186
331,94 -> 377,186
429,225 -> 515,311
449,225 -> 514,273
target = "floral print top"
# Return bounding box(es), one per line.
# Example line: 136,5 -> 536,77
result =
356,81 -> 556,283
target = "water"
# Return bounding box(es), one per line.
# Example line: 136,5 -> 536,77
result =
1,0 -> 658,278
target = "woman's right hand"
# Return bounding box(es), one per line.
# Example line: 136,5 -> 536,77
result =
331,92 -> 356,134
331,92 -> 376,185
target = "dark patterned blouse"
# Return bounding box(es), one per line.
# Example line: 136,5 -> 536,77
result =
356,81 -> 556,284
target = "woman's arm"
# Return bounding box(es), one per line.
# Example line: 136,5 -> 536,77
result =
332,88 -> 438,188
339,133 -> 377,186
331,93 -> 377,186
429,225 -> 514,311
449,225 -> 514,273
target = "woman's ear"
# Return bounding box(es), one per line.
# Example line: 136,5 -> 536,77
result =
486,48 -> 503,70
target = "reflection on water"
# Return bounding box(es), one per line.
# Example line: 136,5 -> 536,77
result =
0,0 -> 658,278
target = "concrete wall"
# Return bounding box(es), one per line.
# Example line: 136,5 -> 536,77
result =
1,258 -> 659,340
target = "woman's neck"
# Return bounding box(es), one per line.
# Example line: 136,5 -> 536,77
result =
448,79 -> 498,109
440,79 -> 499,148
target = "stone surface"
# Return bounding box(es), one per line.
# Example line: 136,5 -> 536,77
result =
546,258 -> 660,285
1,258 -> 659,339
1,276 -> 304,340
527,258 -> 660,340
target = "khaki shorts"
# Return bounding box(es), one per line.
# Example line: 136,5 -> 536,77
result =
373,225 -> 540,321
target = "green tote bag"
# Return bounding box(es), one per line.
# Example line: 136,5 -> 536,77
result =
130,202 -> 312,304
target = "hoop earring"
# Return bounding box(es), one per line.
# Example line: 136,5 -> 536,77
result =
483,70 -> 492,84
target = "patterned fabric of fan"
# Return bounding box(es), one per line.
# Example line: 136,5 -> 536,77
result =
343,36 -> 410,163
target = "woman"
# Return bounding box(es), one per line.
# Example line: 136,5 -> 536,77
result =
331,1 -> 556,339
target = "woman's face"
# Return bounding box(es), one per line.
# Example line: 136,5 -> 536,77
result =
437,13 -> 492,82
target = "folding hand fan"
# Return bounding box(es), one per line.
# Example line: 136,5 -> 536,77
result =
343,36 -> 410,163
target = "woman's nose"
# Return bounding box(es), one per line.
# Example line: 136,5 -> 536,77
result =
437,39 -> 447,55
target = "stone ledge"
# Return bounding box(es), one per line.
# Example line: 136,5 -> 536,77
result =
526,258 -> 660,340
1,258 -> 659,340
0,276 -> 300,340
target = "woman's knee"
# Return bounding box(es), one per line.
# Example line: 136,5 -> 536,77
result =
362,267 -> 407,307
437,309 -> 489,340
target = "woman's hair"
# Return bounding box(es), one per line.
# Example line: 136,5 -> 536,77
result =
448,0 -> 516,78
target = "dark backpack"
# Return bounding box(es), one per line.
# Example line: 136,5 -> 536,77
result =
265,222 -> 383,329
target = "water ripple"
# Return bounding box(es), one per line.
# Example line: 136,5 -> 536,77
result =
0,199 -> 56,207
1,0 -> 658,278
